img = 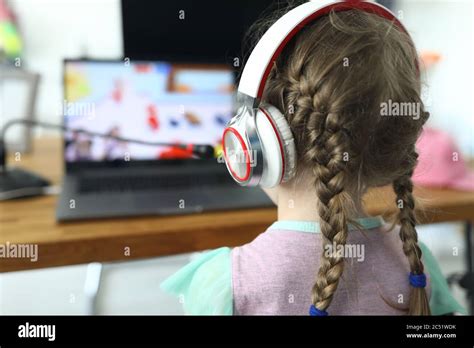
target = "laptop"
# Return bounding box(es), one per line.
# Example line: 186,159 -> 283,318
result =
56,59 -> 272,221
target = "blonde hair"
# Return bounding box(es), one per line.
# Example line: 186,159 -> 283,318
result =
249,4 -> 430,315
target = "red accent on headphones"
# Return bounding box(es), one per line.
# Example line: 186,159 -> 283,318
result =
222,127 -> 251,182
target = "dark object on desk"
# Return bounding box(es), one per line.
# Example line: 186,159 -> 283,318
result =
0,167 -> 51,200
0,135 -> 50,200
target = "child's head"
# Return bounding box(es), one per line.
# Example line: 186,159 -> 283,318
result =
250,6 -> 430,314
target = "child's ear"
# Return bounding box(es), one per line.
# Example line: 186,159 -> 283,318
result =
262,186 -> 279,205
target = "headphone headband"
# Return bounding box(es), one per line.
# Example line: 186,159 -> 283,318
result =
238,0 -> 407,106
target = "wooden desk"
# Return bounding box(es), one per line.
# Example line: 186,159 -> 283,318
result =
1,137 -> 474,273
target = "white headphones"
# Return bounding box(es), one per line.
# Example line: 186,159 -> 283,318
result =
222,0 -> 407,188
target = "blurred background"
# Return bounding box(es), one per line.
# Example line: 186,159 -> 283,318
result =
0,0 -> 473,315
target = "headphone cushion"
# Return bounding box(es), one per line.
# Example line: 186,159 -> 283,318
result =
257,105 -> 296,187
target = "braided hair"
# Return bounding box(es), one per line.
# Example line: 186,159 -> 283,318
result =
393,150 -> 431,314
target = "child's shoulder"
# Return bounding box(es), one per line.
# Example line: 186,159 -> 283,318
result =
159,229 -> 286,315
160,247 -> 233,315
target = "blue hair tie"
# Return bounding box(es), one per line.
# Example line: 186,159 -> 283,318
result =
409,272 -> 427,288
309,305 -> 328,316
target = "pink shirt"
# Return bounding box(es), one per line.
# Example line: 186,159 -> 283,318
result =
232,218 -> 430,315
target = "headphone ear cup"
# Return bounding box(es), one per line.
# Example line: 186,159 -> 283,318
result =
222,107 -> 254,185
264,105 -> 297,182
256,105 -> 296,187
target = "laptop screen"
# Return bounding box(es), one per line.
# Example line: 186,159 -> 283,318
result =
63,60 -> 234,163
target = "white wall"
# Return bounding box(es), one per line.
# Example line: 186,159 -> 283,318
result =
9,0 -> 123,126
396,0 -> 474,156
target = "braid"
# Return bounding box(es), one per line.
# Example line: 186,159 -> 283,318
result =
310,112 -> 352,311
393,151 -> 431,315
285,74 -> 353,312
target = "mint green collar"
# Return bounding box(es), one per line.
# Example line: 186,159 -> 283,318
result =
269,216 -> 385,234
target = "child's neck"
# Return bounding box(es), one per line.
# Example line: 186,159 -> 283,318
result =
274,176 -> 368,222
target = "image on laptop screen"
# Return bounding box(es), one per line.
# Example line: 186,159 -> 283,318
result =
63,60 -> 234,162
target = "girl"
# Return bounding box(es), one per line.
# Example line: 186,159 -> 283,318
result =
161,2 -> 465,316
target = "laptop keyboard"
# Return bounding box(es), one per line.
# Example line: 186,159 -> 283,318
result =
78,172 -> 233,194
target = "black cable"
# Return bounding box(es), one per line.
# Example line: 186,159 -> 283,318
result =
0,119 -> 215,169
0,119 -> 194,148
